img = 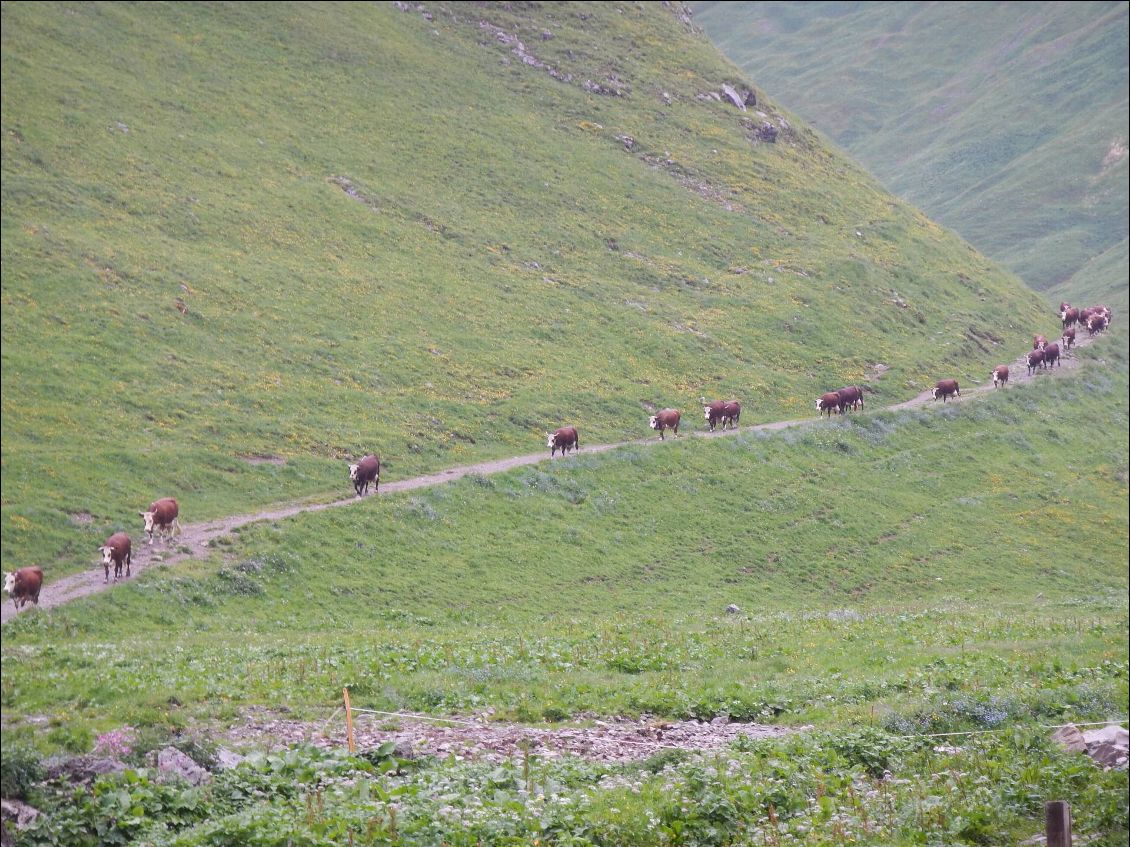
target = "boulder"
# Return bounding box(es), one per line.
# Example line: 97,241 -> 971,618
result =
1050,723 -> 1086,753
42,755 -> 126,784
157,747 -> 211,786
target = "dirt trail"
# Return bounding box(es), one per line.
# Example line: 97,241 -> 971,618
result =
2,337 -> 1097,623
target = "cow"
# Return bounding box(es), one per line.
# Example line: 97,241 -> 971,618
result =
722,400 -> 742,430
1043,342 -> 1061,368
1027,348 -> 1045,375
932,379 -> 960,402
1061,327 -> 1075,350
4,567 -> 44,611
1061,307 -> 1079,331
99,532 -> 132,582
992,365 -> 1009,387
348,454 -> 381,497
1033,335 -> 1048,350
649,408 -> 681,439
547,426 -> 579,457
817,392 -> 842,416
836,385 -> 864,413
702,398 -> 727,432
140,498 -> 180,545
816,392 -> 842,417
1087,314 -> 1108,336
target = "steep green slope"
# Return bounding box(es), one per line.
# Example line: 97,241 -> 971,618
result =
1,2 -> 1052,579
692,1 -> 1129,297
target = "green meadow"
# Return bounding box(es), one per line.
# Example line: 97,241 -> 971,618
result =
2,2 -> 1127,845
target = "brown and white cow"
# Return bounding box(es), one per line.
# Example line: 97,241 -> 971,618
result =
1042,342 -> 1061,368
140,498 -> 180,545
816,392 -> 841,417
1026,348 -> 1045,375
1033,334 -> 1048,350
932,379 -> 960,402
702,399 -> 727,432
99,532 -> 132,582
547,426 -> 579,457
722,400 -> 742,430
992,365 -> 1009,388
1087,314 -> 1108,336
1061,306 -> 1079,330
836,385 -> 864,413
649,408 -> 681,439
1061,327 -> 1075,350
4,567 -> 44,610
348,454 -> 381,497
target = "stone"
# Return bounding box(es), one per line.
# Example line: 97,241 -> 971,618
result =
1050,723 -> 1086,753
42,755 -> 126,784
157,747 -> 211,786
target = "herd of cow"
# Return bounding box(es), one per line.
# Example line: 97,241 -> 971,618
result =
1,303 -> 1113,613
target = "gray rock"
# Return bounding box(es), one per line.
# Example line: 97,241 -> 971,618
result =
214,747 -> 246,771
1051,723 -> 1086,753
157,747 -> 211,786
725,604 -> 741,614
42,755 -> 126,783
0,799 -> 39,829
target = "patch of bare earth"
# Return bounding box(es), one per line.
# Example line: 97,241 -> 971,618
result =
223,707 -> 801,764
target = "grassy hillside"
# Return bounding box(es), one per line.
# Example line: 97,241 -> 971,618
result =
691,1 -> 1130,300
1,1 -> 1055,581
3,338 -> 1127,844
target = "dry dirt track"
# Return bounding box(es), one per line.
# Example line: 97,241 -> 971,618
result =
1,336 -> 1099,624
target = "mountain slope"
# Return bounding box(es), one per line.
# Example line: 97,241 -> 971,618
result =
691,1 -> 1129,299
2,2 -> 1049,578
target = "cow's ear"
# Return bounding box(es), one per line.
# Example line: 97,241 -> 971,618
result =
138,511 -> 145,516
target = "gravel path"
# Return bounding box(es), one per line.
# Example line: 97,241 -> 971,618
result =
1,336 -> 1096,623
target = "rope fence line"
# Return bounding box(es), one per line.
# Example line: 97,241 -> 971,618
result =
335,694 -> 1127,754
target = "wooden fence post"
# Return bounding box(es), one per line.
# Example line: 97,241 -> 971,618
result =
343,687 -> 356,754
1045,800 -> 1071,847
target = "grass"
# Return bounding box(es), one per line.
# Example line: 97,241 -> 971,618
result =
3,342 -> 1126,733
692,1 -> 1129,296
1,1 -> 1053,581
2,3 -> 1127,844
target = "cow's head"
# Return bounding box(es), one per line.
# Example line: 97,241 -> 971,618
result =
98,545 -> 114,566
348,463 -> 360,481
704,406 -> 712,421
138,511 -> 156,535
3,572 -> 15,595
546,432 -> 555,448
649,415 -> 659,430
931,387 -> 940,400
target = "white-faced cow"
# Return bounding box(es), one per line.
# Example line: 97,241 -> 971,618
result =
1033,334 -> 1048,350
932,379 -> 960,402
1087,314 -> 1108,336
702,398 -> 727,432
140,498 -> 180,545
1061,306 -> 1079,331
722,400 -> 742,430
1042,342 -> 1060,368
836,385 -> 863,413
649,409 -> 681,439
1027,348 -> 1045,375
349,454 -> 381,497
547,426 -> 579,457
99,532 -> 132,582
992,365 -> 1009,388
4,567 -> 44,611
816,392 -> 841,417
1061,327 -> 1075,350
